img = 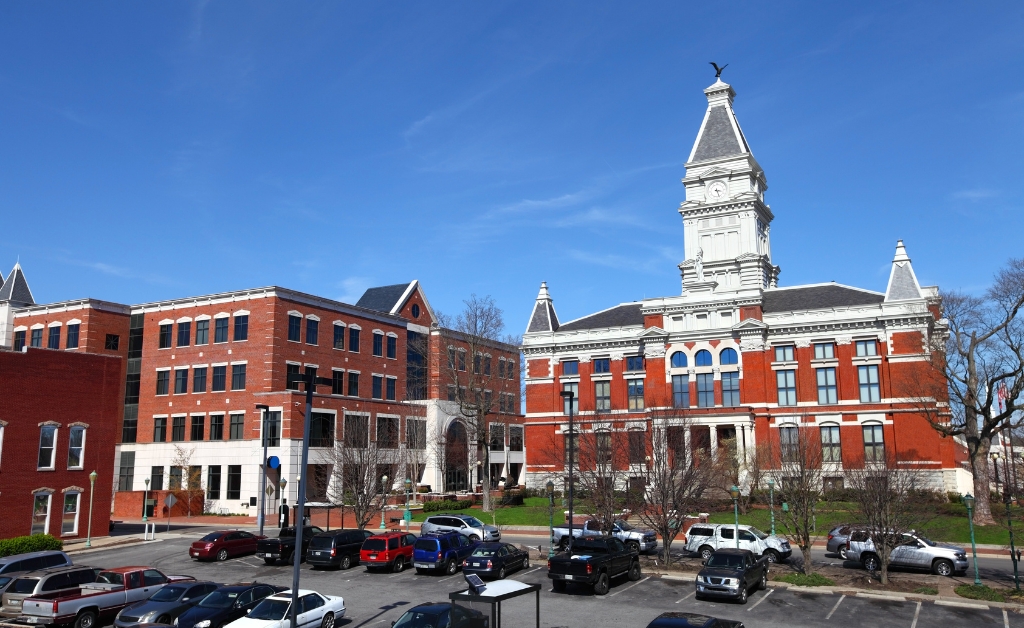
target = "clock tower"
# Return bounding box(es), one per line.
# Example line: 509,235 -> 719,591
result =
678,78 -> 780,294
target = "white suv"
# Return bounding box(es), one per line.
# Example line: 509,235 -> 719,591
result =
684,523 -> 792,563
420,514 -> 500,542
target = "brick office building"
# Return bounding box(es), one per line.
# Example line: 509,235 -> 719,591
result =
521,77 -> 970,494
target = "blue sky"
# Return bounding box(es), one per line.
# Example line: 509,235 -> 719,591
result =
1,2 -> 1021,333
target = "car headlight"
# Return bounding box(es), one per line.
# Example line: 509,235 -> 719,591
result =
195,620 -> 212,628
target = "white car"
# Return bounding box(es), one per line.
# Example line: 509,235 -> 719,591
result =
224,590 -> 345,628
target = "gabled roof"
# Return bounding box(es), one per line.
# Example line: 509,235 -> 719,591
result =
356,282 -> 415,314
885,240 -> 923,301
0,263 -> 34,306
526,282 -> 560,333
558,303 -> 644,332
762,283 -> 883,314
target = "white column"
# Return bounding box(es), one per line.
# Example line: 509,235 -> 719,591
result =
710,425 -> 718,452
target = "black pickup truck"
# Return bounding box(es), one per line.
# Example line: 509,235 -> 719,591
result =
255,526 -> 323,565
695,549 -> 768,604
547,536 -> 642,595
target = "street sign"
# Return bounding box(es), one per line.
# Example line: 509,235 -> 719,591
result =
266,485 -> 276,497
403,510 -> 412,522
267,456 -> 280,469
164,494 -> 178,508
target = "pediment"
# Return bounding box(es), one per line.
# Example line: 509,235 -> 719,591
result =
698,167 -> 732,180
732,318 -> 767,331
639,326 -> 669,338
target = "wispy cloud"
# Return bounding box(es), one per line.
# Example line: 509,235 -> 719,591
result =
336,276 -> 373,304
553,206 -> 656,229
566,245 -> 681,275
951,188 -> 998,201
57,257 -> 178,286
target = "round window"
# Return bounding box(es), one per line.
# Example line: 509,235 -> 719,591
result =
411,304 -> 420,318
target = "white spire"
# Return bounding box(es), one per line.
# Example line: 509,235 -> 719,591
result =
885,240 -> 922,301
526,281 -> 559,334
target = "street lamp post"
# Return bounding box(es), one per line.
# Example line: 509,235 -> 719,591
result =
546,480 -> 555,558
278,478 -> 288,527
558,390 -> 576,553
143,478 -> 150,522
995,452 -> 1021,590
256,404 -> 271,537
379,475 -> 389,530
404,478 -> 412,533
767,479 -> 776,536
86,471 -> 97,548
964,493 -> 982,586
729,485 -> 741,549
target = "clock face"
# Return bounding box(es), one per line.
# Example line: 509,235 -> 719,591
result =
706,181 -> 728,201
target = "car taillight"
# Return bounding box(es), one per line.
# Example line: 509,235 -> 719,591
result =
463,559 -> 468,567
586,564 -> 592,575
485,560 -> 492,569
437,551 -> 443,560
827,535 -> 834,541
205,543 -> 214,550
547,560 -> 551,570
331,548 -> 336,557
846,541 -> 851,549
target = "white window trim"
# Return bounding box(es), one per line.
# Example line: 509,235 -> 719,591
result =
31,492 -> 53,536
386,331 -> 398,338
372,329 -> 384,335
385,375 -> 398,380
176,316 -> 193,323
333,320 -> 346,327
66,426 -> 86,470
159,318 -> 174,325
31,323 -> 44,330
303,362 -> 319,369
233,310 -> 250,317
347,369 -> 361,375
211,362 -> 229,367
60,491 -> 81,536
288,310 -> 302,317
47,321 -> 62,328
306,314 -> 320,321
229,360 -> 248,366
13,325 -> 27,332
0,423 -> 5,470
332,367 -> 345,373
195,314 -> 212,321
349,324 -> 362,331
67,318 -> 82,325
214,312 -> 230,319
285,360 -> 301,366
38,427 -> 57,471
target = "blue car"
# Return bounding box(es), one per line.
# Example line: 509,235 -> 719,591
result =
462,542 -> 530,580
413,533 -> 479,575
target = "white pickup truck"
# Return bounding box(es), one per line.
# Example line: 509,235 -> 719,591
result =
684,523 -> 792,563
9,567 -> 193,628
551,519 -> 658,553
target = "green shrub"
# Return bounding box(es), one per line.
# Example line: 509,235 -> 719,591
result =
0,534 -> 63,558
955,584 -> 1005,602
423,499 -> 474,513
499,493 -> 524,507
777,573 -> 835,587
914,587 -> 938,595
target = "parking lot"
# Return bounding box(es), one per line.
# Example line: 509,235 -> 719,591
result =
71,528 -> 1022,628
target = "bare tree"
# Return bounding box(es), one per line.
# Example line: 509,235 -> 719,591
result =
436,294 -> 521,512
767,425 -> 825,574
910,258 -> 1024,524
737,442 -> 774,515
172,445 -> 203,517
572,422 -> 633,534
318,414 -> 395,529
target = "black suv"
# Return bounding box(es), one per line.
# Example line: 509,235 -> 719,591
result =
306,529 -> 374,570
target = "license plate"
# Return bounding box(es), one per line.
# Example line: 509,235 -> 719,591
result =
415,563 -> 431,568
370,554 -> 377,559
314,551 -> 323,556
564,575 -> 573,580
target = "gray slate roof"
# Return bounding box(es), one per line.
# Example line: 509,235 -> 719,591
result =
527,301 -> 559,333
355,283 -> 412,314
693,106 -> 745,161
762,284 -> 883,313
0,264 -> 34,306
558,303 -> 644,332
886,264 -> 921,300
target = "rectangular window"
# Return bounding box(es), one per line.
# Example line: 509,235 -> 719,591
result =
195,320 -> 209,345
447,385 -> 457,402
489,423 -> 505,451
30,328 -> 43,348
780,426 -> 799,463
227,466 -> 242,500
214,318 -> 228,343
212,366 -> 227,391
171,416 -> 186,442
174,369 -> 188,394
38,426 -> 57,469
177,321 -> 191,347
858,365 -> 880,402
332,370 -> 344,395
774,345 -> 795,362
286,363 -> 301,390
777,370 -> 797,406
696,373 -> 715,408
627,379 -> 645,410
473,353 -> 481,374
348,372 -> 359,397
457,350 -> 466,371
104,334 -> 119,350
47,326 -> 61,349
306,319 -> 319,345
150,466 -> 164,491
122,406 -> 137,443
229,414 -> 244,440
193,367 -> 207,393
349,327 -> 360,352
156,370 -> 170,395
593,358 -> 611,373
67,426 -> 85,469
344,415 -> 369,448
190,416 -> 204,441
821,425 -> 841,463
376,416 -> 398,449
372,333 -> 384,357
407,419 -> 427,450
564,432 -> 577,469
333,324 -> 345,350
506,360 -> 515,380
561,383 -> 578,414
14,330 -> 25,351
153,417 -> 167,442
310,412 -> 335,447
628,431 -> 646,464
814,342 -> 835,359
594,381 -> 611,412
207,466 -> 221,500
722,372 -> 740,407
509,425 -> 524,451
169,466 -> 182,490
117,451 -> 135,492
66,324 -> 80,349
372,375 -> 383,399
288,315 -> 302,342
386,335 -> 397,359
817,368 -> 838,404
262,411 -> 281,447
386,378 -> 397,401
209,415 -> 224,440
484,355 -> 491,376
626,356 -> 644,371
231,364 -> 246,390
31,494 -> 51,536
234,315 -> 248,341
562,360 -> 578,375
448,347 -> 457,369
672,374 -> 690,408
596,431 -> 612,467
863,424 -> 885,462
855,340 -> 878,357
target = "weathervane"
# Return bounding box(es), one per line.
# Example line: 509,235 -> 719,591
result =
710,62 -> 728,79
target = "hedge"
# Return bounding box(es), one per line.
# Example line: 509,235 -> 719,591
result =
0,534 -> 62,558
423,499 -> 474,513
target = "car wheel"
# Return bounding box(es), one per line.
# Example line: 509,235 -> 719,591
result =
759,570 -> 768,591
738,585 -> 748,604
470,534 -> 481,543
446,559 -> 458,575
764,550 -> 780,564
839,547 -> 848,560
628,561 -> 641,581
498,566 -> 507,579
699,546 -> 714,562
863,554 -> 880,572
217,549 -> 229,562
593,572 -> 610,595
264,558 -> 277,565
75,610 -> 97,628
626,541 -> 641,554
392,557 -> 405,573
341,555 -> 352,570
933,559 -> 954,577
552,579 -> 566,592
523,557 -> 530,570
321,612 -> 334,628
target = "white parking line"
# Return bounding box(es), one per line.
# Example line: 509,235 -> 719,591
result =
675,592 -> 695,604
438,573 -> 463,583
237,560 -> 260,568
608,576 -> 650,597
910,601 -> 921,628
825,594 -> 846,619
746,589 -> 773,612
1004,609 -> 1010,628
508,567 -> 544,581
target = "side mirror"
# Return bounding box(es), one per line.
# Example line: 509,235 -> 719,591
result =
391,622 -> 396,627
246,608 -> 252,614
701,560 -> 706,566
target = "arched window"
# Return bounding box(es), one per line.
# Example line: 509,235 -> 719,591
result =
720,348 -> 738,365
695,350 -> 713,367
670,352 -> 688,368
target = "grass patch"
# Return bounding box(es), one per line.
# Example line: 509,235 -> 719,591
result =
914,587 -> 938,595
776,573 -> 835,587
955,584 -> 1005,603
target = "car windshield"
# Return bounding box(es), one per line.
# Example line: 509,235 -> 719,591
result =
916,536 -> 936,547
363,539 -> 386,551
615,521 -> 633,531
10,578 -> 40,594
96,572 -> 124,585
471,548 -> 498,557
198,591 -> 238,608
199,533 -> 224,542
706,554 -> 745,569
149,585 -> 188,602
309,537 -> 333,550
0,577 -> 12,589
248,599 -> 290,621
414,540 -> 439,551
393,610 -> 442,628
462,517 -> 484,528
747,527 -> 769,540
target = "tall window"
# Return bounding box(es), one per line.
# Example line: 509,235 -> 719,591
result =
821,425 -> 841,463
207,466 -> 221,500
67,426 -> 85,469
30,328 -> 43,348
305,319 -> 319,345
627,379 -> 645,410
695,350 -> 713,367
594,381 -> 611,412
262,411 -> 281,447
332,370 -> 344,395
193,367 -> 207,393
814,343 -> 835,359
775,345 -> 795,362
195,320 -> 209,345
169,466 -> 183,490
13,330 -> 25,351
47,326 -> 61,349
473,353 -> 481,374
372,375 -> 383,399
672,374 -> 690,408
696,373 -> 715,408
777,370 -> 797,406
385,378 -> 397,401
863,424 -> 885,462
720,348 -> 738,365
344,414 -> 369,448
227,466 -> 242,500
151,466 -> 164,491
153,417 -> 167,442
509,426 -> 524,452
231,364 -> 246,390
626,356 -> 644,371
177,322 -> 191,347
563,431 -> 577,468
174,369 -> 188,394
190,416 -> 205,441
593,358 -> 610,373
158,324 -> 172,348
172,416 -> 186,442
855,340 -> 878,357
286,363 -> 302,390
780,426 -> 799,463
562,360 -> 579,375
858,365 -> 880,402
156,370 -> 170,395
66,324 -> 80,349
214,318 -> 228,343
386,335 -> 397,359
562,383 -> 578,414
628,431 -> 646,464
817,368 -> 838,404
349,327 -> 360,352
670,352 -> 687,368
234,315 -> 248,341
288,315 -> 302,342
407,420 -> 427,450
209,415 -> 224,440
229,414 -> 244,440
118,451 -> 135,491
310,413 -> 335,447
372,332 -> 384,357
211,366 -> 227,392
333,323 -> 345,350
348,372 -> 359,397
457,349 -> 466,371
722,372 -> 740,406
31,493 -> 51,535
38,426 -> 57,469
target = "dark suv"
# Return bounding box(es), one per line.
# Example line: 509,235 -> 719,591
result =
306,529 -> 374,570
413,533 -> 479,575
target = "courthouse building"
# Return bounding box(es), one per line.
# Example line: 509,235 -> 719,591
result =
521,77 -> 970,493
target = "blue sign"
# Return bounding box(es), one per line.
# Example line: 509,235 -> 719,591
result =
267,456 -> 281,469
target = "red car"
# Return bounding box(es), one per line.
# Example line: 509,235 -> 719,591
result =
360,532 -> 417,572
189,530 -> 265,561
